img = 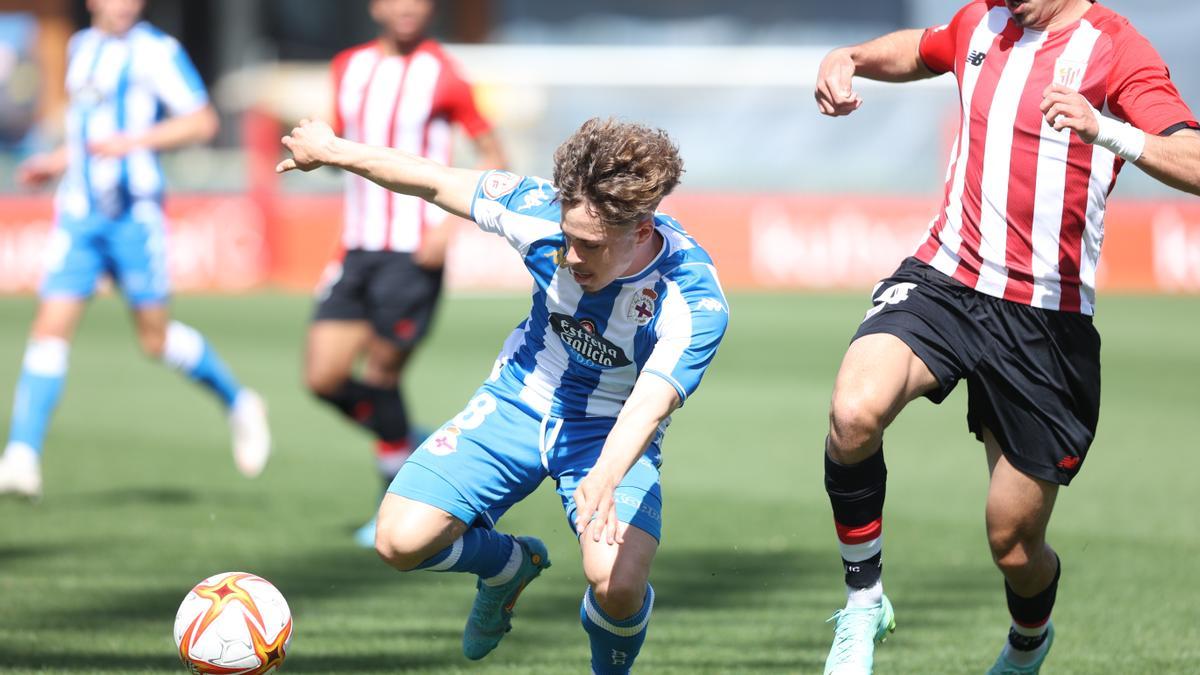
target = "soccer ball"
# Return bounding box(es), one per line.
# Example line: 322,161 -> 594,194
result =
173,572 -> 293,674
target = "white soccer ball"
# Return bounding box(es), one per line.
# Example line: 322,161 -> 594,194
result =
173,572 -> 293,674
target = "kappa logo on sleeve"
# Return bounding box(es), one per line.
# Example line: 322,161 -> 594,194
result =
482,171 -> 521,199
519,177 -> 554,211
696,298 -> 726,313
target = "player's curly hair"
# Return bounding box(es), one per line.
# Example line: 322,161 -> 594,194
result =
553,117 -> 684,227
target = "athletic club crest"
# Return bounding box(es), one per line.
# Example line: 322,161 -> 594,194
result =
1052,58 -> 1087,91
627,288 -> 658,326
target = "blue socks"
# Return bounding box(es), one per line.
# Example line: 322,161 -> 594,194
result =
7,338 -> 70,455
416,526 -> 517,582
162,321 -> 241,408
581,583 -> 655,674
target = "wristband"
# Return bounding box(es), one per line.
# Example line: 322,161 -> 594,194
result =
1093,112 -> 1146,162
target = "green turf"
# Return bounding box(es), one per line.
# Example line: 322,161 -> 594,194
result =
0,291 -> 1197,674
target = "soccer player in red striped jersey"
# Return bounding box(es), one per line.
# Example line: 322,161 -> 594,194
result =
304,0 -> 506,546
814,1 -> 1200,673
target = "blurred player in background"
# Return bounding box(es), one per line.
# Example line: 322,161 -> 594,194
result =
279,116 -> 728,673
0,0 -> 271,499
813,0 -> 1200,672
305,0 -> 506,547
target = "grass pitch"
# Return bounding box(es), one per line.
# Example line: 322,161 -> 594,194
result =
0,291 -> 1197,674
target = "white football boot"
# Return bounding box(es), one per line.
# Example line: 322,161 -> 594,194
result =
229,389 -> 271,478
0,442 -> 43,499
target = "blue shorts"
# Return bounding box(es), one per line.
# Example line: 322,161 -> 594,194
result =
389,385 -> 665,541
41,204 -> 170,307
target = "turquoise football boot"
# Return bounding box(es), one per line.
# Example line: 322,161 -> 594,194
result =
823,594 -> 896,674
462,536 -> 551,660
987,623 -> 1055,674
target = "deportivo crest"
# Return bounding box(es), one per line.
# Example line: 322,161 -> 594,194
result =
549,313 -> 632,368
482,171 -> 520,199
627,288 -> 658,326
427,426 -> 461,456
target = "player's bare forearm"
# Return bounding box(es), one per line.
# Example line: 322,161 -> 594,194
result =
278,119 -> 481,219
844,29 -> 935,83
472,130 -> 508,171
141,105 -> 219,151
591,375 -> 679,487
16,145 -> 69,188
1136,129 -> 1200,196
574,374 -> 680,543
816,29 -> 934,116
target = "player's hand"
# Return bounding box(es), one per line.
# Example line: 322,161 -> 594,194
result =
88,133 -> 140,158
573,470 -> 623,546
413,221 -> 454,270
815,47 -> 863,117
1040,84 -> 1099,143
277,118 -> 338,173
15,152 -> 66,189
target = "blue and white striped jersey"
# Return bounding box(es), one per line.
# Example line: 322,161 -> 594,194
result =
471,171 -> 730,419
57,22 -> 208,219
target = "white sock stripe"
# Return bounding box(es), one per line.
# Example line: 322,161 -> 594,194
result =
583,585 -> 655,638
1011,620 -> 1049,637
425,536 -> 464,572
163,321 -> 205,372
838,536 -> 882,563
482,538 -> 523,586
23,338 -> 69,376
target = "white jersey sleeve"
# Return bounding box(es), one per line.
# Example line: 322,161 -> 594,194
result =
641,261 -> 729,405
145,31 -> 208,116
470,170 -> 562,255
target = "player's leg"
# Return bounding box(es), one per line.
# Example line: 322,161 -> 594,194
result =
379,390 -> 550,660
555,426 -> 664,674
1,220 -> 101,498
0,299 -> 87,498
823,260 -> 979,674
579,523 -> 657,675
983,429 -> 1060,674
350,254 -> 442,545
114,208 -> 269,477
358,253 -> 443,484
360,337 -> 414,486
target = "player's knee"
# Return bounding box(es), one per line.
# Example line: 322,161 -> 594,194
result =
373,524 -> 428,572
137,329 -> 166,359
988,526 -> 1043,575
589,576 -> 646,620
304,369 -> 343,399
828,393 -> 884,458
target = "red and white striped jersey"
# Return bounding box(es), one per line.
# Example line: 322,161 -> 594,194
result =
915,0 -> 1198,314
332,39 -> 491,252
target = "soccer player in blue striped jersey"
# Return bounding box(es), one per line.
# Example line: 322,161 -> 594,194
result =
0,0 -> 270,499
278,116 -> 729,672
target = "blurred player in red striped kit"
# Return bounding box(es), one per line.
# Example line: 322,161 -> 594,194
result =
304,0 -> 506,546
813,0 -> 1200,672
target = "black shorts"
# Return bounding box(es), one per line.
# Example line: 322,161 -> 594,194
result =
852,257 -> 1101,486
312,250 -> 443,349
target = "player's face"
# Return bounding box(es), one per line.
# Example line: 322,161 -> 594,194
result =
560,203 -> 648,293
1004,0 -> 1082,30
88,0 -> 144,35
370,0 -> 435,44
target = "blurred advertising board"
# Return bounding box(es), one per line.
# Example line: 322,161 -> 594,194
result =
2,193 -> 1199,295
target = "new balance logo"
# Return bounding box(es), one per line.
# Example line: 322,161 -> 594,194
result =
967,50 -> 986,67
1056,456 -> 1082,471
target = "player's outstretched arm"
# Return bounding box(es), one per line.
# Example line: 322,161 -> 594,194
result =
16,146 -> 69,189
277,118 -> 483,219
1041,84 -> 1200,197
89,105 -> 220,159
573,375 -> 680,546
815,29 -> 935,117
